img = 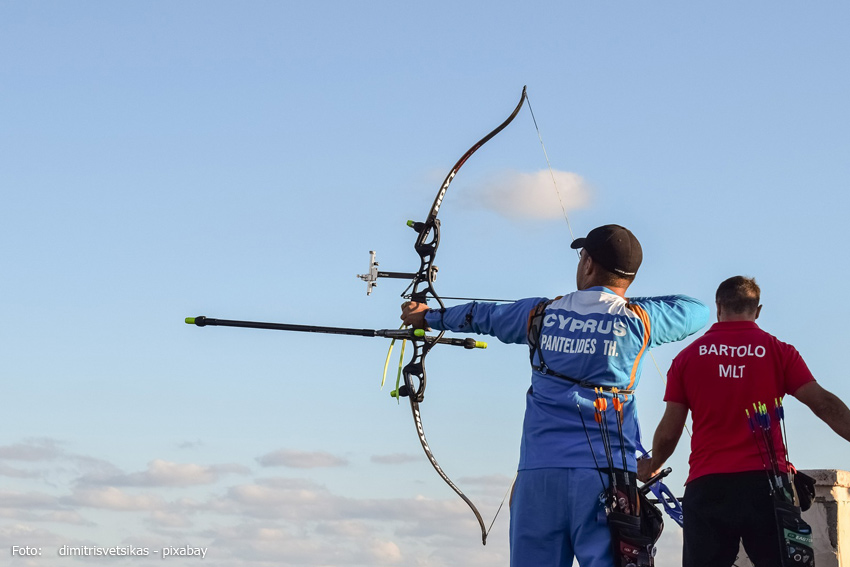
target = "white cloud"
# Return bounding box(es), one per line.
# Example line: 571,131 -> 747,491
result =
457,473 -> 515,488
214,479 -> 333,520
0,464 -> 43,479
67,486 -> 166,511
366,538 -> 403,564
256,449 -> 348,469
0,465 -> 512,567
459,169 -> 592,220
314,519 -> 370,538
0,439 -> 691,567
456,473 -> 516,501
0,523 -> 66,548
655,526 -> 685,567
0,438 -> 122,480
0,491 -> 95,526
78,459 -> 251,487
0,438 -> 64,461
202,522 -> 331,566
42,510 -> 95,526
0,491 -> 62,510
147,510 -> 193,529
129,460 -> 215,486
370,453 -> 422,465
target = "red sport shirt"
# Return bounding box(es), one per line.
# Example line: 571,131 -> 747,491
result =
665,321 -> 815,483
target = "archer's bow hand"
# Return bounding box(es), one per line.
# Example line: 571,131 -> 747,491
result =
401,301 -> 431,330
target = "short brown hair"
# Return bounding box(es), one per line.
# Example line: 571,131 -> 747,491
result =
716,276 -> 760,315
597,266 -> 636,286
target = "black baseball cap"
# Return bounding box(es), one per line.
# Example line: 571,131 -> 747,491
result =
570,224 -> 643,277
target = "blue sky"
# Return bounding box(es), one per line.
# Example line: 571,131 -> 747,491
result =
2,2 -> 849,566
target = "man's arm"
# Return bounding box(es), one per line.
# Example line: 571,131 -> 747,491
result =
637,401 -> 689,481
792,381 -> 850,443
401,297 -> 549,345
629,295 -> 709,348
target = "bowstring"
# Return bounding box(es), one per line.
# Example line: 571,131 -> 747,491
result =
487,91 -> 582,535
528,88 -> 692,441
526,90 -> 693,533
525,92 -> 578,250
486,473 -> 518,538
454,90 -> 692,536
484,91 -> 577,535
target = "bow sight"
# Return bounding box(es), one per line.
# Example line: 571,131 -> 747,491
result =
357,249 -> 435,297
357,249 -> 516,303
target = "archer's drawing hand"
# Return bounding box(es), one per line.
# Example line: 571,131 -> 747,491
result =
400,301 -> 430,330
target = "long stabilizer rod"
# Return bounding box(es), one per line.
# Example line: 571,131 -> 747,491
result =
185,316 -> 487,349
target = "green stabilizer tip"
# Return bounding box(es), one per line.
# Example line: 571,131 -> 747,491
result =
413,329 -> 426,337
185,317 -> 196,325
475,341 -> 488,349
406,220 -> 414,227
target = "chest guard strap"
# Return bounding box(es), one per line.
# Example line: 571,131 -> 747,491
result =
527,299 -> 634,395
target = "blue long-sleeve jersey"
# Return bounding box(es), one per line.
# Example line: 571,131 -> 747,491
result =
425,287 -> 709,471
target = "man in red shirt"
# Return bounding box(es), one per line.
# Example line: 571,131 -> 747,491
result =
637,276 -> 850,567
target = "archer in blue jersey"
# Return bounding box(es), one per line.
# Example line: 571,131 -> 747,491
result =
402,224 -> 709,567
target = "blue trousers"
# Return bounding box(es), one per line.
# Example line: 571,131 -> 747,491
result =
510,468 -> 613,567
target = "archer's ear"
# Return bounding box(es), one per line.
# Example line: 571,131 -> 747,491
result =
583,253 -> 598,276
715,302 -> 722,322
755,304 -> 762,320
